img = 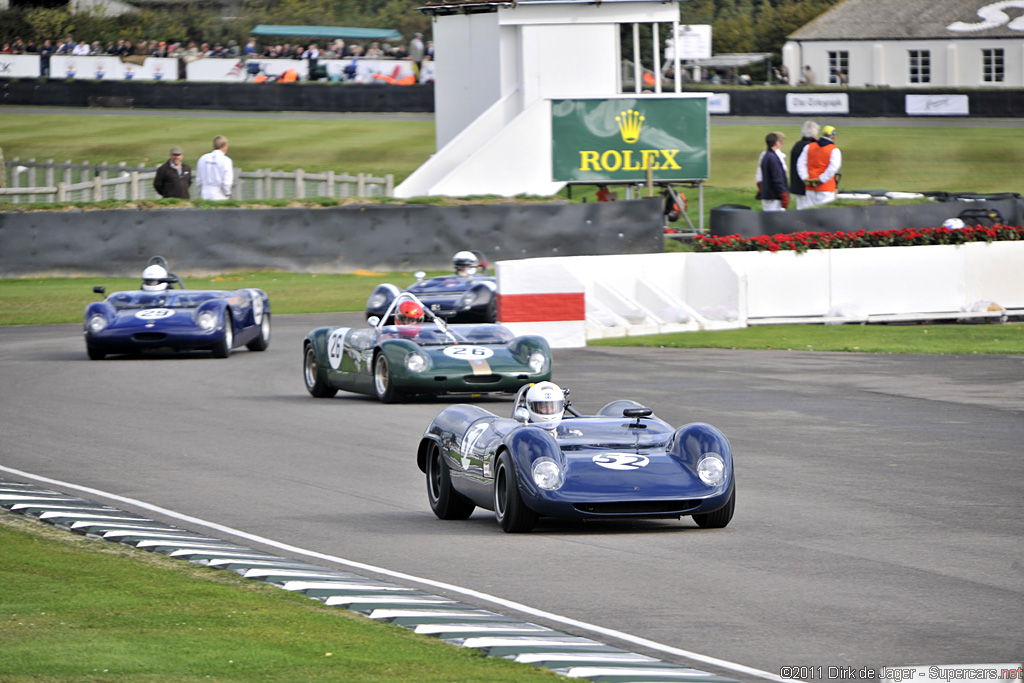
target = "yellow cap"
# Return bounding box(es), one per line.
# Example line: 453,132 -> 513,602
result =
821,125 -> 836,137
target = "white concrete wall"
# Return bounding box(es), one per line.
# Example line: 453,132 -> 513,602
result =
498,243 -> 1024,347
433,14 -> 504,150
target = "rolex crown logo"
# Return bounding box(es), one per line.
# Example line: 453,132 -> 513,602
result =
616,109 -> 645,144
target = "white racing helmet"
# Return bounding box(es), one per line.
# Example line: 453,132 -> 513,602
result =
942,218 -> 966,230
453,250 -> 479,277
525,381 -> 565,429
142,264 -> 168,292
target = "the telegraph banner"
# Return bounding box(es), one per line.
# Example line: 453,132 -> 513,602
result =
551,97 -> 709,183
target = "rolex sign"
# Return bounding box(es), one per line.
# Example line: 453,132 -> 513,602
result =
551,97 -> 709,183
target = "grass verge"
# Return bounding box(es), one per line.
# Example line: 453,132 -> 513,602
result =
589,322 -> 1024,355
2,271 -> 1022,354
0,512 -> 559,683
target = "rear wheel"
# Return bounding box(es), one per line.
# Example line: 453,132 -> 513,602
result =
426,443 -> 475,520
494,452 -> 538,533
373,353 -> 402,403
304,344 -> 337,398
212,312 -> 233,358
247,313 -> 271,351
692,487 -> 735,529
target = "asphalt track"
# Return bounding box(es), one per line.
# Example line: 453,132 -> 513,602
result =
1,312 -> 1022,681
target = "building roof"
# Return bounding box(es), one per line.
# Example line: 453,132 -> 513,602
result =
789,0 -> 1024,41
250,25 -> 403,41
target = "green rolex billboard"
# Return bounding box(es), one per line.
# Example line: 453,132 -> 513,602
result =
551,97 -> 709,183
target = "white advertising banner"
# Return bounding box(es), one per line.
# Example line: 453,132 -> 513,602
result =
322,59 -> 416,83
707,93 -> 731,115
0,54 -> 42,79
50,55 -> 178,81
186,57 -> 417,83
666,25 -> 712,61
786,92 -> 850,115
185,58 -> 293,82
905,94 -> 969,116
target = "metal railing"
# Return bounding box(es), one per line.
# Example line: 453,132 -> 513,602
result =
0,157 -> 394,204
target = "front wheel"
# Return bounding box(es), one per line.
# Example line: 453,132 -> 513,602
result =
692,487 -> 735,529
426,443 -> 475,520
304,343 -> 337,398
87,346 -> 106,360
212,312 -> 233,358
494,452 -> 538,533
247,313 -> 271,351
373,353 -> 402,403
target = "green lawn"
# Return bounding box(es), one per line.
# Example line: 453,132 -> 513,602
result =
0,513 -> 560,683
2,111 -> 1022,230
2,271 -> 1021,355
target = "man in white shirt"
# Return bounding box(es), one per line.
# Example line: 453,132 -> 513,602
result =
196,135 -> 234,201
72,40 -> 91,56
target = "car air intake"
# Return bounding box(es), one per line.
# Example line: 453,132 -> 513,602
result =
573,500 -> 699,515
463,374 -> 501,384
132,333 -> 168,341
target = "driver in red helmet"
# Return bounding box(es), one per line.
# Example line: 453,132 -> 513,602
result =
395,299 -> 425,339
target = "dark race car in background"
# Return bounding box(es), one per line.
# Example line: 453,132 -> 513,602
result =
305,293 -> 551,403
83,256 -> 271,360
417,386 -> 735,533
365,250 -> 497,323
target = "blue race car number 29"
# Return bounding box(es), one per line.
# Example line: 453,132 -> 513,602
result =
443,346 -> 493,361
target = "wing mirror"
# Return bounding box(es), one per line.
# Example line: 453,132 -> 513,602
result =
414,271 -> 426,281
367,315 -> 380,326
93,286 -> 106,294
513,407 -> 530,424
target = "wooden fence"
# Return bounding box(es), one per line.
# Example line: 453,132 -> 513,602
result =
0,156 -> 394,204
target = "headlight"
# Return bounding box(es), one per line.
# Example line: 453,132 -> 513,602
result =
457,289 -> 483,310
697,454 -> 726,486
368,292 -> 388,308
405,352 -> 428,373
532,459 -> 563,491
87,314 -> 107,333
528,349 -> 548,373
197,310 -> 217,331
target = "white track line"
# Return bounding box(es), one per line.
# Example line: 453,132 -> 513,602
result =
1,465 -> 783,682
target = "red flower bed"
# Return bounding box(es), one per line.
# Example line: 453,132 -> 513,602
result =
693,224 -> 1024,253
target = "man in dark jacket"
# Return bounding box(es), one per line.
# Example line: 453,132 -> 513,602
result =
759,132 -> 789,211
153,146 -> 192,199
789,121 -> 819,210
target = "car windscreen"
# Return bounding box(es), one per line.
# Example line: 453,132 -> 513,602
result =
377,323 -> 513,346
106,291 -> 222,310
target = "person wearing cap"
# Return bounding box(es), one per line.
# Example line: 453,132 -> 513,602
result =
408,32 -> 425,75
196,136 -> 234,201
797,124 -> 842,207
153,146 -> 192,199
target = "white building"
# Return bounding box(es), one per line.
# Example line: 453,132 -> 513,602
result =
783,0 -> 1024,87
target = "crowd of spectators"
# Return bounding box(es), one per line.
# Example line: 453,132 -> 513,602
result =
1,35 -> 433,62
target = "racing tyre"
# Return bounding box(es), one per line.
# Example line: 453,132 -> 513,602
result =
304,343 -> 337,398
87,346 -> 106,361
212,312 -> 233,358
494,452 -> 538,533
373,353 -> 402,403
692,487 -> 735,529
247,313 -> 271,351
426,443 -> 475,520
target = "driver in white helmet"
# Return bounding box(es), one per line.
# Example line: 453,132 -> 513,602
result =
453,250 -> 480,277
141,264 -> 169,292
525,381 -> 565,431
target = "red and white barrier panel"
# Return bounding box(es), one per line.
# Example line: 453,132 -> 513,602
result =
496,259 -> 586,348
